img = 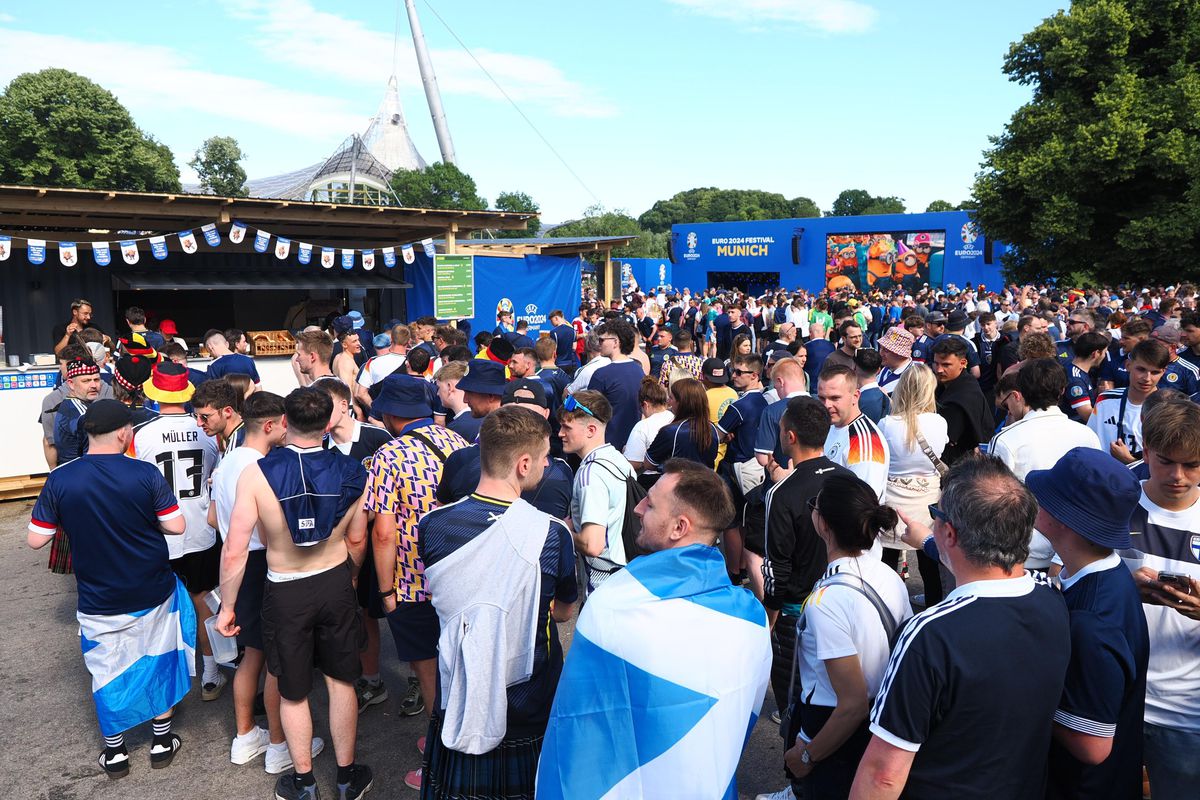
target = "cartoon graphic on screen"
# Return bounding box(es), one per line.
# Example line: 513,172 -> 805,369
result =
825,231 -> 944,292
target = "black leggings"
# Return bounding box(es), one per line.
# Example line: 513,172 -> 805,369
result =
916,549 -> 944,605
880,548 -> 902,571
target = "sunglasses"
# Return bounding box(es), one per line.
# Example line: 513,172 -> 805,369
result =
928,503 -> 949,524
563,394 -> 596,418
730,368 -> 757,376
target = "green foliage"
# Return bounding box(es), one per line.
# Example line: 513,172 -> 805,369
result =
548,204 -> 668,258
491,190 -> 539,238
637,188 -> 821,232
925,199 -> 956,212
973,0 -> 1200,285
189,135 -> 248,197
0,68 -> 180,191
390,161 -> 487,210
828,189 -> 906,216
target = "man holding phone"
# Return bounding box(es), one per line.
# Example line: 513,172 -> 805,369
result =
1126,397 -> 1200,798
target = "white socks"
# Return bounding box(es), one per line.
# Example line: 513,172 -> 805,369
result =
202,655 -> 219,684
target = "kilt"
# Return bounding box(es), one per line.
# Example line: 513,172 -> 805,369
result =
48,525 -> 72,574
421,712 -> 544,800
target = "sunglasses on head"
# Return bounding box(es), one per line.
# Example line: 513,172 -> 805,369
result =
563,394 -> 596,418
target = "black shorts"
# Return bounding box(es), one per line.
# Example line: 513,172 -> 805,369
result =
741,483 -> 768,557
234,549 -> 268,651
386,600 -> 440,662
262,561 -> 366,701
354,544 -> 385,619
170,539 -> 221,593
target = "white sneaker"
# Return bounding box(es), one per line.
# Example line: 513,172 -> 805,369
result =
230,726 -> 271,765
755,788 -> 796,800
264,737 -> 325,775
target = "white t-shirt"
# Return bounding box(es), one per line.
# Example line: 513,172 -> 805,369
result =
358,351 -> 405,390
211,445 -> 265,551
623,409 -> 674,467
571,444 -> 636,566
131,412 -> 219,558
568,355 -> 611,394
824,415 -> 890,501
1088,389 -> 1144,456
878,413 -> 948,477
799,555 -> 914,712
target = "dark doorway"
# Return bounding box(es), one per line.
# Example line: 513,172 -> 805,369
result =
707,271 -> 781,297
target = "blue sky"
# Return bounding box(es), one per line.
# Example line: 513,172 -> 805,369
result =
0,1 -> 1066,224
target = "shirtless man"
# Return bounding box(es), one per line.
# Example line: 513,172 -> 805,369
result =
217,387 -> 373,800
333,331 -> 365,417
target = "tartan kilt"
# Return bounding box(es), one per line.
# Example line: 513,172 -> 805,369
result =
420,712 -> 543,800
48,525 -> 72,574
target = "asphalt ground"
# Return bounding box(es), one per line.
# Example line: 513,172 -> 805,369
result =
2,497 -> 924,800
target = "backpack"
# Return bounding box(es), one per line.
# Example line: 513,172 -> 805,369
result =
594,460 -> 649,563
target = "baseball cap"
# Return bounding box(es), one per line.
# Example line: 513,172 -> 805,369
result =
83,399 -> 133,436
925,311 -> 947,324
372,333 -> 391,349
946,310 -> 969,330
501,378 -> 549,409
701,358 -> 729,385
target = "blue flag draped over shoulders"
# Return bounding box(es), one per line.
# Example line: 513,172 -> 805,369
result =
536,544 -> 771,800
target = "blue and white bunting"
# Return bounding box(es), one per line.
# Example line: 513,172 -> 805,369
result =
253,230 -> 271,253
149,235 -> 169,261
274,237 -> 291,260
298,242 -> 313,265
361,249 -> 375,271
382,246 -> 396,268
28,239 -> 46,265
229,221 -> 247,244
201,223 -> 221,247
92,242 -> 111,266
59,241 -> 78,267
402,243 -> 415,264
0,235 -> 10,261
120,241 -> 139,265
340,249 -> 355,270
421,238 -> 436,257
178,230 -> 198,254
321,247 -> 335,269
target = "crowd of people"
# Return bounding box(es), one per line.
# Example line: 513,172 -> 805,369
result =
27,280 -> 1200,799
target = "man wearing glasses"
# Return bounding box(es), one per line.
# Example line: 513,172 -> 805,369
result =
1056,308 -> 1097,364
193,379 -> 246,458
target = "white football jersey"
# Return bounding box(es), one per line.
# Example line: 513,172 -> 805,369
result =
131,412 -> 219,558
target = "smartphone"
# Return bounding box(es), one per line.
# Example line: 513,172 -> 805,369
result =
1158,572 -> 1193,593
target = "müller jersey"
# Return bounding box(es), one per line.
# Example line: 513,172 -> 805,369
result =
131,412 -> 219,558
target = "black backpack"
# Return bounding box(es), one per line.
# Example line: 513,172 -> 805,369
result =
595,460 -> 649,562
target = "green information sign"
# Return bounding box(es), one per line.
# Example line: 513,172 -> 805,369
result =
433,254 -> 475,319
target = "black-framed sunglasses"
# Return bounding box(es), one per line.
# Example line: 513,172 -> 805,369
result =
563,393 -> 596,418
928,503 -> 949,523
730,368 -> 757,377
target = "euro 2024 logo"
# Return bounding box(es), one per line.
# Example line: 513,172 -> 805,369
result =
686,232 -> 698,252
961,222 -> 979,246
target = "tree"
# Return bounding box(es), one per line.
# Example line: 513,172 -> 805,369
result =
973,0 -> 1200,285
390,161 -> 487,210
189,135 -> 248,197
637,188 -> 821,232
925,199 -> 956,212
490,190 -> 540,238
0,68 -> 180,192
828,189 -> 906,216
548,204 -> 668,258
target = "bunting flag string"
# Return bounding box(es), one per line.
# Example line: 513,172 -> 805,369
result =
0,220 -> 439,271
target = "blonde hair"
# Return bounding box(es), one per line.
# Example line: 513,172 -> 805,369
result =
890,363 -> 938,450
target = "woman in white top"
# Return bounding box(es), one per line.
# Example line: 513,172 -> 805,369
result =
623,377 -> 673,486
783,473 -> 912,799
877,364 -> 948,573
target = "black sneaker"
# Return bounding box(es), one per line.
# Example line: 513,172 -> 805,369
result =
97,748 -> 130,779
149,733 -> 182,769
275,773 -> 321,800
398,677 -> 424,716
337,764 -> 374,800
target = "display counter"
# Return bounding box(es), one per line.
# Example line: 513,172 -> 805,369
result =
2,355 -> 301,500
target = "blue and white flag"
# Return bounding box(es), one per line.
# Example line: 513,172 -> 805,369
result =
401,243 -> 415,264
421,238 -> 436,257
274,237 -> 291,260
120,241 -> 139,265
341,249 -> 354,270
178,230 -> 198,254
92,241 -> 111,266
382,246 -> 396,268
229,221 -> 247,244
253,230 -> 271,253
298,242 -> 313,265
28,239 -> 46,265
321,247 -> 336,269
149,235 -> 169,261
79,578 -> 197,736
59,241 -> 78,267
537,545 -> 770,800
0,235 -> 10,261
201,223 -> 221,247
361,249 -> 375,271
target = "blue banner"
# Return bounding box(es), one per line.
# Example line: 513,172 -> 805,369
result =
27,239 -> 46,265
92,241 -> 111,266
201,223 -> 221,247
253,230 -> 270,253
340,249 -> 354,270
298,242 -> 312,265
149,236 -> 169,261
382,247 -> 396,268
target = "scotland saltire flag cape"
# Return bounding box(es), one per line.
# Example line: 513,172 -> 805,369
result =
78,578 -> 196,735
537,544 -> 771,799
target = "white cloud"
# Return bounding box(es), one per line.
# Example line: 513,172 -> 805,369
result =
667,0 -> 877,33
0,26 -> 368,140
220,0 -> 617,118
0,14 -> 15,23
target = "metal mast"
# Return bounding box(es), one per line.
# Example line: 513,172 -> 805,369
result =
404,0 -> 456,165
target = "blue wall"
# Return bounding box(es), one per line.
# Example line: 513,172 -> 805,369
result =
405,252 -> 582,336
668,211 -> 1004,294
